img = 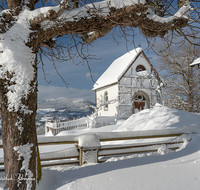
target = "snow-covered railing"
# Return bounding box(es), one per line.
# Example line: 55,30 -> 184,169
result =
40,126 -> 199,166
98,139 -> 184,163
46,117 -> 88,129
39,127 -> 198,166
0,127 -> 198,170
45,116 -> 117,135
45,117 -> 89,135
39,147 -> 79,167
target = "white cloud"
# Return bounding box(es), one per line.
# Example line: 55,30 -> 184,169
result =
38,85 -> 95,102
86,72 -> 98,79
86,72 -> 91,78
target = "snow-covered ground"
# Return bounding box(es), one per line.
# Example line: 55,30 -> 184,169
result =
36,134 -> 200,190
0,104 -> 200,189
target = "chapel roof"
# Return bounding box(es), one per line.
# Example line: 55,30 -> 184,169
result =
92,48 -> 143,90
190,58 -> 200,67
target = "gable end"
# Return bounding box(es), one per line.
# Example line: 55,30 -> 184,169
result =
118,51 -> 162,83
118,51 -> 142,82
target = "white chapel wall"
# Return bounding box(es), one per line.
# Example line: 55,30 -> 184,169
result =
96,84 -> 118,117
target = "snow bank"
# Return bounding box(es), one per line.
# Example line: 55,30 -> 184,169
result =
115,104 -> 200,132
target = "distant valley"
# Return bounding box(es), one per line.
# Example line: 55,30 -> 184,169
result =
37,97 -> 94,123
36,97 -> 94,134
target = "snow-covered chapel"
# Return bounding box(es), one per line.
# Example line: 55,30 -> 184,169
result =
92,48 -> 163,119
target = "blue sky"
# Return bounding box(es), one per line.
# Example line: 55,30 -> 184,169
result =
37,28 -> 154,102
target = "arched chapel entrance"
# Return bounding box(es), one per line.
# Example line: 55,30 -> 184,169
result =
132,90 -> 150,114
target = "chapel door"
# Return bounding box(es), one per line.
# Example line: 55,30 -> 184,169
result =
133,94 -> 147,113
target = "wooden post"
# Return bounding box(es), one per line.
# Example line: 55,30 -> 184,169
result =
77,134 -> 101,166
78,146 -> 100,166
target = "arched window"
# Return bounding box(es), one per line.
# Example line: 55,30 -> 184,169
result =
136,65 -> 146,72
134,94 -> 146,101
133,94 -> 146,112
104,91 -> 108,111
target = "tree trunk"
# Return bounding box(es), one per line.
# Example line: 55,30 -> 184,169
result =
187,92 -> 193,112
0,58 -> 38,190
187,64 -> 194,112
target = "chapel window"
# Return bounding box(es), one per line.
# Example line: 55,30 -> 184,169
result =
104,91 -> 108,111
134,94 -> 146,101
136,65 -> 146,72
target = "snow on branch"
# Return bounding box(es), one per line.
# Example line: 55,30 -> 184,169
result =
29,0 -> 71,27
28,0 -> 193,44
146,1 -> 191,24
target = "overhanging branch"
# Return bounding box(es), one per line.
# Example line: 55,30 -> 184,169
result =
29,1 -> 192,51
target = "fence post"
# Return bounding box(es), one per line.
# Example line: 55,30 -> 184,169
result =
77,134 -> 101,166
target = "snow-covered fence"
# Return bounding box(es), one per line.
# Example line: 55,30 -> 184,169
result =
0,127 -> 198,170
98,139 -> 184,163
39,127 -> 198,166
45,117 -> 89,135
39,147 -> 79,167
45,116 -> 117,136
39,126 -> 198,166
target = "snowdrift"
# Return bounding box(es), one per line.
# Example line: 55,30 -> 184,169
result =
115,104 -> 200,132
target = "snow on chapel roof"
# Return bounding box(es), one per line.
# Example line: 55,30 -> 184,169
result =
93,48 -> 143,90
190,58 -> 200,67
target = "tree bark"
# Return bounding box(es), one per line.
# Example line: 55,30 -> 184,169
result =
0,57 -> 37,190
187,66 -> 194,112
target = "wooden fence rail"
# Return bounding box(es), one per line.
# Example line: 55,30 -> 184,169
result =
98,139 -> 185,163
0,126 -> 198,171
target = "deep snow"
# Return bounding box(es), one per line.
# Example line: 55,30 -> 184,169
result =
115,103 -> 200,131
0,105 -> 199,189
36,104 -> 200,190
36,134 -> 200,190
